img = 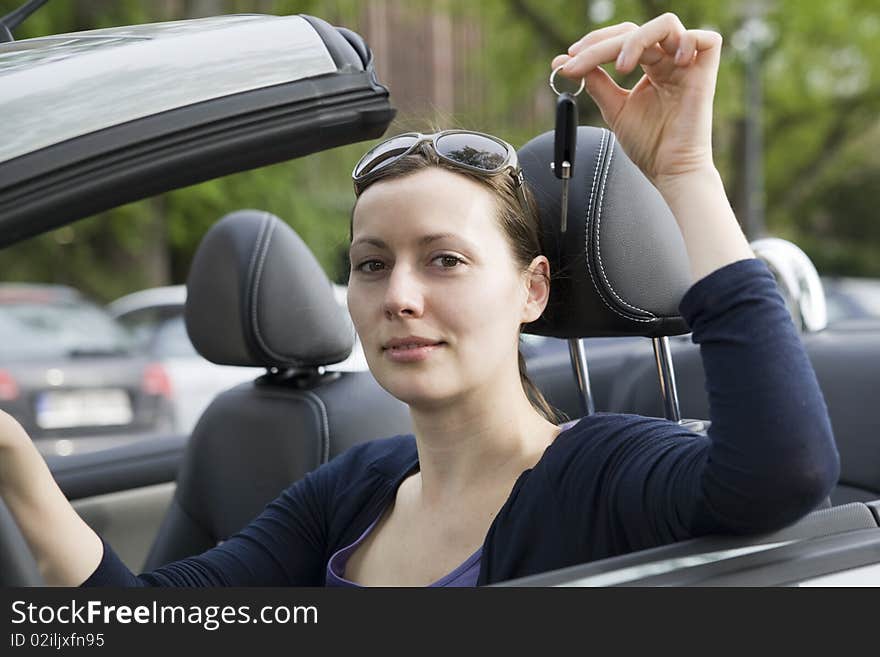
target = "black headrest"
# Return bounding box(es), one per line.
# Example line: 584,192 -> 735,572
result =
520,127 -> 693,338
185,210 -> 354,369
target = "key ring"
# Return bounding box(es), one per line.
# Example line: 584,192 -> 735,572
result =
550,65 -> 585,96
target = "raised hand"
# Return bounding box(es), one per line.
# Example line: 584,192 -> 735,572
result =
552,13 -> 722,186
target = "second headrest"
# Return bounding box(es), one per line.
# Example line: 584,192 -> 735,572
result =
185,210 -> 355,369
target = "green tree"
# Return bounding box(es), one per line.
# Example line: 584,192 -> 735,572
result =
0,0 -> 366,301
3,0 -> 880,305
462,0 -> 880,275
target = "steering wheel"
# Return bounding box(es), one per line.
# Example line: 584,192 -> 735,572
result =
0,499 -> 43,586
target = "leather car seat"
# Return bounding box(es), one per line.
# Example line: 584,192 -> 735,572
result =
517,127 -> 836,510
517,125 -> 694,427
143,210 -> 412,569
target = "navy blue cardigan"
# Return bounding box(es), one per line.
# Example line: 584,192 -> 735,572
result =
81,259 -> 840,586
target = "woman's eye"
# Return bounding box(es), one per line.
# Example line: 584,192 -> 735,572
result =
432,254 -> 464,268
356,260 -> 386,273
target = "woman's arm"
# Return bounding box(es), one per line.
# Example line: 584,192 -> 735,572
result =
555,259 -> 840,550
553,13 -> 754,281
0,411 -> 103,586
1,409 -> 336,587
551,15 -> 839,543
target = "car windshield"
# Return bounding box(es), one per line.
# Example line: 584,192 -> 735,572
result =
0,297 -> 133,360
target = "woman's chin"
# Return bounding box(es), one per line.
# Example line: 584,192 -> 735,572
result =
373,375 -> 457,409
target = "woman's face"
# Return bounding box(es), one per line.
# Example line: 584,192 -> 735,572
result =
348,167 -> 546,409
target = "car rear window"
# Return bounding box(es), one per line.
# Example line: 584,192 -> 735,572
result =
0,299 -> 134,360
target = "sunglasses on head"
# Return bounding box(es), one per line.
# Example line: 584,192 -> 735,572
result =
351,130 -> 526,203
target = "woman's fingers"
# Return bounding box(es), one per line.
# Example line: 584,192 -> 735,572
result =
551,53 -> 570,70
567,22 -> 638,57
687,29 -> 724,64
674,29 -> 697,65
582,66 -> 628,125
557,13 -> 704,79
615,13 -> 686,73
550,53 -> 630,125
559,32 -> 632,77
559,32 -> 664,78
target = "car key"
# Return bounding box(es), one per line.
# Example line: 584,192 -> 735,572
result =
549,65 -> 583,234
554,91 -> 578,233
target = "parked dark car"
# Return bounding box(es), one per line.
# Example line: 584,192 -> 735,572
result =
0,9 -> 877,587
0,284 -> 174,441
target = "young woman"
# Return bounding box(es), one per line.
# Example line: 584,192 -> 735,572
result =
0,14 -> 838,587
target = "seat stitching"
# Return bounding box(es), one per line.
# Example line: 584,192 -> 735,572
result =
594,134 -> 655,318
221,384 -> 331,464
583,129 -> 605,299
244,213 -> 271,357
299,389 -> 331,464
246,215 -> 350,367
250,213 -> 275,354
584,130 -> 652,323
200,389 -> 328,542
249,215 -> 293,364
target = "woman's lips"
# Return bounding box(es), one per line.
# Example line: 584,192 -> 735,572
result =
383,342 -> 446,363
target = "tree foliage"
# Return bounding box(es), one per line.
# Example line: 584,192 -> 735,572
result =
464,0 -> 880,276
2,0 -> 879,305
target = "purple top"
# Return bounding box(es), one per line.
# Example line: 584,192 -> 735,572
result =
325,505 -> 482,587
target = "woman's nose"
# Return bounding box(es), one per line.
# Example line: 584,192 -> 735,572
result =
383,265 -> 424,319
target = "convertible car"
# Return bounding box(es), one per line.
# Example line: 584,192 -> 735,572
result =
1,6 -> 878,586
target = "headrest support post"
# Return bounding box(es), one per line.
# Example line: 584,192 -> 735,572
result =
567,338 -> 595,416
651,336 -> 681,422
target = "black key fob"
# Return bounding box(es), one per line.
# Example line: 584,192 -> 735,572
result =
554,91 -> 578,180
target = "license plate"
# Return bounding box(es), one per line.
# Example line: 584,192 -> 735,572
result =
35,389 -> 133,429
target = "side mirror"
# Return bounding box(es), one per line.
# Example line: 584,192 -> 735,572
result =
750,238 -> 827,333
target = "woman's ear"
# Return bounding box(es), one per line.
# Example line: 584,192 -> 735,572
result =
522,255 -> 551,324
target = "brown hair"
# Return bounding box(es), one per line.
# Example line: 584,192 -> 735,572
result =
351,143 -> 566,424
